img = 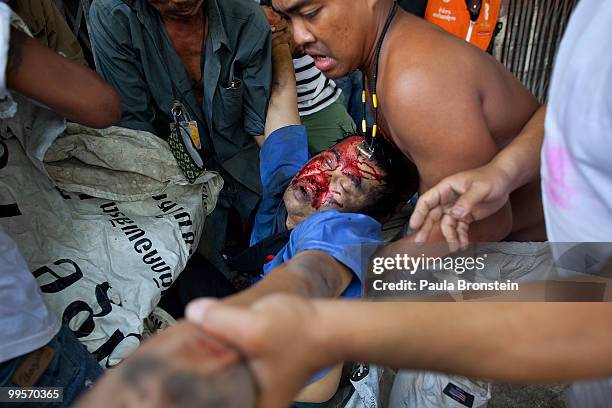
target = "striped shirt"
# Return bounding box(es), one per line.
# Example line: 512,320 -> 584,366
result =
294,54 -> 341,116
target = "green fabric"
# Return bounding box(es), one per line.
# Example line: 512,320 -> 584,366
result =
292,402 -> 329,408
301,95 -> 356,155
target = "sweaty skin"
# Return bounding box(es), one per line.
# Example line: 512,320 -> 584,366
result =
284,136 -> 387,227
272,0 -> 545,242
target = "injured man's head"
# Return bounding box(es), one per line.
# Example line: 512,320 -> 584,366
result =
284,135 -> 419,226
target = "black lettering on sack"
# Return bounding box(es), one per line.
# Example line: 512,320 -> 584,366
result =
91,329 -> 141,367
173,211 -> 192,228
123,225 -> 146,241
55,189 -> 96,201
158,272 -> 173,288
0,141 -> 8,170
151,262 -> 171,273
63,301 -> 95,338
109,217 -> 134,228
134,238 -> 152,253
95,282 -> 114,317
63,282 -> 114,338
152,194 -> 196,254
34,259 -> 83,293
182,231 -> 195,246
0,142 -> 22,217
101,201 -> 174,288
100,202 -> 119,212
142,250 -> 162,265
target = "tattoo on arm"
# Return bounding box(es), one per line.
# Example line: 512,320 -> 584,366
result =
7,29 -> 27,76
291,251 -> 351,298
120,355 -> 255,407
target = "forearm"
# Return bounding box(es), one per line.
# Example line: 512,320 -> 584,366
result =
225,250 -> 352,307
312,301 -> 612,382
264,42 -> 300,138
7,28 -> 121,128
490,105 -> 546,192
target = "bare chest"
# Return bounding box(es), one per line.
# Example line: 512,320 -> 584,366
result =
164,22 -> 206,83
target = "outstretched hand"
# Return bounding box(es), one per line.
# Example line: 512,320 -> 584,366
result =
187,295 -> 331,408
74,321 -> 256,408
408,163 -> 513,246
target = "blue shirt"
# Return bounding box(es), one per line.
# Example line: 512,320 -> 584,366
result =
253,126 -> 382,383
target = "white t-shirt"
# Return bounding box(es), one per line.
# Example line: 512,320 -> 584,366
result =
542,5 -> 612,404
0,3 -> 61,363
541,0 -> 612,243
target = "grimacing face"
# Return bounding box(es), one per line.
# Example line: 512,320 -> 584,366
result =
146,0 -> 205,19
283,136 -> 387,223
271,0 -> 372,78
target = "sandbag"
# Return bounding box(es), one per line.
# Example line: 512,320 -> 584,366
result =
0,97 -> 222,366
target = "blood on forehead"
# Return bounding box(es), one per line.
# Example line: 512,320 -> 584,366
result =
331,137 -> 385,181
290,136 -> 385,210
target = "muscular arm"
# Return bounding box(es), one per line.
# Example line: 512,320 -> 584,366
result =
6,28 -> 121,128
190,257 -> 612,408
314,301 -> 612,382
384,67 -> 513,242
224,250 -> 353,307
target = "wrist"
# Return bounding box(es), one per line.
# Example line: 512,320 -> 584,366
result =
307,300 -> 350,370
487,157 -> 517,192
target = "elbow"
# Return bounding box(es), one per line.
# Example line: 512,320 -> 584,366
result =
68,77 -> 122,128
291,251 -> 352,298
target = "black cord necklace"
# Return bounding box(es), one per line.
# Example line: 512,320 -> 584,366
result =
358,1 -> 399,159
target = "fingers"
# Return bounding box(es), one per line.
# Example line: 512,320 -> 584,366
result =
450,181 -> 492,222
440,213 -> 459,248
411,181 -> 460,242
186,300 -> 263,354
409,188 -> 441,231
413,205 -> 442,243
457,220 -> 470,248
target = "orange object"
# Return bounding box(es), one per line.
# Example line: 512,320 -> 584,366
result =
425,0 -> 501,51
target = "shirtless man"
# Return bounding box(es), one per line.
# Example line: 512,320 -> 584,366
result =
271,0 -> 546,243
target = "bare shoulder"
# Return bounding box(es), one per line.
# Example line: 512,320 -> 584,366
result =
379,18 -> 484,146
379,13 -> 537,151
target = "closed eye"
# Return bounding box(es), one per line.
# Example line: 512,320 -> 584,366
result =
302,8 -> 319,21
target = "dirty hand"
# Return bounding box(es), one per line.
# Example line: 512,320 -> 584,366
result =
74,321 -> 256,408
409,163 -> 513,245
187,295 -> 332,408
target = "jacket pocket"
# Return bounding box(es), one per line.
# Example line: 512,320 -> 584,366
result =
214,80 -> 243,131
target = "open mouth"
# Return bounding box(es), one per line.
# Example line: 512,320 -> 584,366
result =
292,183 -> 314,203
307,52 -> 336,72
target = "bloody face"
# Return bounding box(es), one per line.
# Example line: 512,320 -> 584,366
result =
271,0 -> 372,78
146,0 -> 205,19
283,136 -> 386,223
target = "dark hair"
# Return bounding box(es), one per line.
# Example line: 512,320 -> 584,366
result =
356,132 -> 419,221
